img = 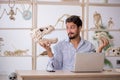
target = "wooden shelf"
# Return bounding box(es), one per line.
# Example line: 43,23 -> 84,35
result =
0,28 -> 32,30
83,29 -> 120,32
37,55 -> 48,58
89,29 -> 120,31
0,1 -> 32,4
37,1 -> 83,6
0,55 -> 32,57
86,3 -> 120,7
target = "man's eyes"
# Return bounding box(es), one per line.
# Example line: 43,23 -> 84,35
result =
66,26 -> 76,29
70,26 -> 76,29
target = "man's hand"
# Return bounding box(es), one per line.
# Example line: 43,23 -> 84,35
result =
97,37 -> 109,53
39,41 -> 51,50
39,41 -> 53,57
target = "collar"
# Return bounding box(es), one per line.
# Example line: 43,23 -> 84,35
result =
65,37 -> 85,49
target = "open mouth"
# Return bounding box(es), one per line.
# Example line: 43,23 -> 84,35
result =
31,25 -> 58,44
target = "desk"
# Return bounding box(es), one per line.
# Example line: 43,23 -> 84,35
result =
16,70 -> 120,80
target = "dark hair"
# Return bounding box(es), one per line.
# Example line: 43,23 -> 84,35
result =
65,15 -> 82,27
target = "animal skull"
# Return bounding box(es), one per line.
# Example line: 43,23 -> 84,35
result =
31,25 -> 58,44
112,47 -> 120,56
106,47 -> 120,56
94,31 -> 111,45
8,72 -> 17,80
93,11 -> 102,29
94,32 -> 108,39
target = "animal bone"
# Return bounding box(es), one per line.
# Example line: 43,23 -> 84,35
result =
54,14 -> 70,28
31,25 -> 58,45
94,32 -> 111,42
93,11 -> 102,29
108,17 -> 114,29
106,47 -> 120,56
8,0 -> 16,20
9,8 -> 15,20
14,49 -> 29,56
3,49 -> 29,56
8,72 -> 17,80
40,51 -> 47,56
93,32 -> 112,49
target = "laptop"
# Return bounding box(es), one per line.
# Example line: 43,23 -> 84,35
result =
71,53 -> 104,73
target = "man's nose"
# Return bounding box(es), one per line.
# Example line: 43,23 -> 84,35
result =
67,29 -> 71,33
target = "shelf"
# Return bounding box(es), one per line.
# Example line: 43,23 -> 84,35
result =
83,29 -> 120,32
0,1 -> 32,4
0,55 -> 32,57
86,3 -> 120,7
37,1 -> 83,6
0,28 -> 32,30
37,55 -> 48,58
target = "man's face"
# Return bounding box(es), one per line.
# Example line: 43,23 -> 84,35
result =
66,22 -> 81,39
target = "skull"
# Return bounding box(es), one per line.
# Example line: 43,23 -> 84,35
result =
112,47 -> 120,56
8,72 -> 17,80
94,32 -> 108,39
31,25 -> 58,44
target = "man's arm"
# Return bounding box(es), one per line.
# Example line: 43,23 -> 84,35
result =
39,41 -> 63,71
39,41 -> 53,57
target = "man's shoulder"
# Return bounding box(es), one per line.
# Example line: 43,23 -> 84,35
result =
57,39 -> 68,45
82,39 -> 94,46
84,39 -> 92,43
54,39 -> 68,49
81,39 -> 96,52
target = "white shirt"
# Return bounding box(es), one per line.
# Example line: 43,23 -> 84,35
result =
47,38 -> 96,71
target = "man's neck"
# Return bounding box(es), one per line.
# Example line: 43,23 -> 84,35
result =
70,36 -> 81,49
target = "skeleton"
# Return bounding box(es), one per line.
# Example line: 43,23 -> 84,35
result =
0,0 -> 31,20
8,7 -> 15,20
31,25 -> 58,45
0,0 -> 18,20
108,17 -> 114,29
0,5 -> 2,19
54,14 -> 70,29
8,72 -> 17,80
0,37 -> 4,56
8,0 -> 16,20
3,49 -> 29,56
93,11 -> 102,29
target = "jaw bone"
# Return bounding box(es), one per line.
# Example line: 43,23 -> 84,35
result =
31,25 -> 58,44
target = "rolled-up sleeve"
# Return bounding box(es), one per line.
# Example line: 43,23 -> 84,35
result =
47,42 -> 63,70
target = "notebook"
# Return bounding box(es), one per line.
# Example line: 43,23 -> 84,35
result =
71,53 -> 104,73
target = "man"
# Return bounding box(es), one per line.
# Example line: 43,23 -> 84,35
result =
39,15 -> 109,71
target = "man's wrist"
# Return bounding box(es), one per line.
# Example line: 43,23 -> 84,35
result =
97,47 -> 103,53
47,49 -> 53,57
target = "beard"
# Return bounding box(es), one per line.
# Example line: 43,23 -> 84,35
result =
68,32 -> 79,39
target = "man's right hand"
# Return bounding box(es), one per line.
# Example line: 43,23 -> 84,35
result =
39,41 -> 53,57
